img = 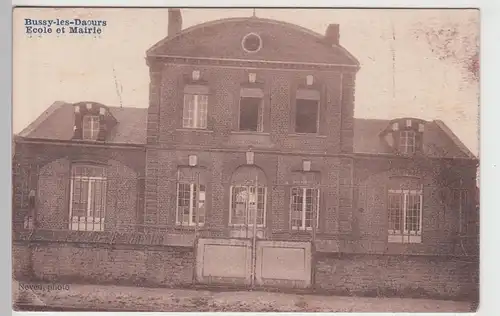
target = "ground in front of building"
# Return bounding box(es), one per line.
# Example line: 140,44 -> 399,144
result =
12,281 -> 474,312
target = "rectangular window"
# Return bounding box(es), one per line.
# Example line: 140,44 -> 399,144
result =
183,94 -> 208,129
239,97 -> 263,132
387,189 -> 423,243
82,115 -> 100,140
290,187 -> 320,230
295,99 -> 319,134
69,165 -> 106,231
176,183 -> 206,226
229,185 -> 266,226
399,130 -> 416,154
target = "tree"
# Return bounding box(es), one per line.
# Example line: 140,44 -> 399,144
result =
412,17 -> 479,84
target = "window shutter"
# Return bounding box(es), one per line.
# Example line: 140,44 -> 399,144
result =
415,132 -> 423,153
73,112 -> 83,139
97,120 -> 107,141
393,131 -> 401,154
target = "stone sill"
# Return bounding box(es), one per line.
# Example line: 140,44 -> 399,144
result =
388,234 -> 422,244
287,133 -> 327,138
230,131 -> 271,136
175,128 -> 214,133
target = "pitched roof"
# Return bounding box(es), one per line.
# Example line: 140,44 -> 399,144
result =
353,118 -> 476,159
17,101 -> 475,159
18,102 -> 147,145
147,17 -> 359,67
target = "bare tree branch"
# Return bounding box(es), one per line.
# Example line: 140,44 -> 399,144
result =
412,19 -> 479,83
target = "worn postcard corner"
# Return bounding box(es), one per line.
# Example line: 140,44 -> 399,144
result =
12,7 -> 479,313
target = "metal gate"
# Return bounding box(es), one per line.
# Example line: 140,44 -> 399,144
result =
195,237 -> 312,288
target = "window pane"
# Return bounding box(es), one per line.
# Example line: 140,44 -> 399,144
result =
191,184 -> 206,225
399,131 -> 416,154
71,178 -> 88,217
405,194 -> 421,233
257,187 -> 265,225
291,188 -> 303,228
388,193 -> 403,232
183,94 -> 208,129
183,94 -> 195,128
197,184 -> 206,224
197,95 -> 208,129
231,186 -> 248,225
295,99 -> 318,133
70,165 -> 107,231
82,116 -> 100,140
90,180 -> 105,219
177,183 -> 191,224
239,97 -> 262,132
304,188 -> 314,227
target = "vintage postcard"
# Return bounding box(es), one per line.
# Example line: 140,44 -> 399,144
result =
12,7 -> 479,312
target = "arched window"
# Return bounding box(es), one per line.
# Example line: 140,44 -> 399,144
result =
69,165 -> 107,231
229,166 -> 267,227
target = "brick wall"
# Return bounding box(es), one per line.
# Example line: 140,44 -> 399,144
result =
12,243 -> 32,279
13,143 -> 145,232
315,253 -> 479,301
352,156 -> 479,256
13,241 -> 194,288
12,239 -> 478,301
147,63 -> 353,154
144,148 -> 349,237
34,157 -> 140,231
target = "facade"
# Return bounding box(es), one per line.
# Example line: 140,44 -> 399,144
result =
12,10 -> 479,300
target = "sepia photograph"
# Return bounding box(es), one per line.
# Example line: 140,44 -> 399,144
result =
11,7 -> 479,312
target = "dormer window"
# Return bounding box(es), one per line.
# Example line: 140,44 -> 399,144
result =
382,119 -> 425,155
82,115 -> 100,140
399,130 -> 416,154
72,102 -> 117,142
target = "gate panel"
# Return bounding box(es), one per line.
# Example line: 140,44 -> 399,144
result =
255,240 -> 312,288
196,238 -> 252,285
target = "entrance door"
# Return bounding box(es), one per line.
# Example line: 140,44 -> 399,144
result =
229,185 -> 266,238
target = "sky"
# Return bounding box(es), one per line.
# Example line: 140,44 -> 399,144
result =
12,8 -> 479,155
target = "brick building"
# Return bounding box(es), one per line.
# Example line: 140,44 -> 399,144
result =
12,10 -> 479,301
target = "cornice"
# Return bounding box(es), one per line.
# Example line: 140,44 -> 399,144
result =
146,55 -> 360,73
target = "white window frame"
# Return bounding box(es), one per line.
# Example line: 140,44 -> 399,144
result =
82,115 -> 100,140
399,130 -> 416,154
228,185 -> 267,228
290,187 -> 320,230
182,94 -> 208,129
175,182 -> 206,227
387,189 -> 423,243
69,168 -> 106,232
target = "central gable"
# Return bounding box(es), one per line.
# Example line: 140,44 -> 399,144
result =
147,17 -> 359,66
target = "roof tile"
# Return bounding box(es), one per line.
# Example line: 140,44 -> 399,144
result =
18,102 -> 474,159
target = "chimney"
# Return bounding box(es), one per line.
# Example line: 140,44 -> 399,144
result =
325,24 -> 340,46
168,8 -> 182,37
